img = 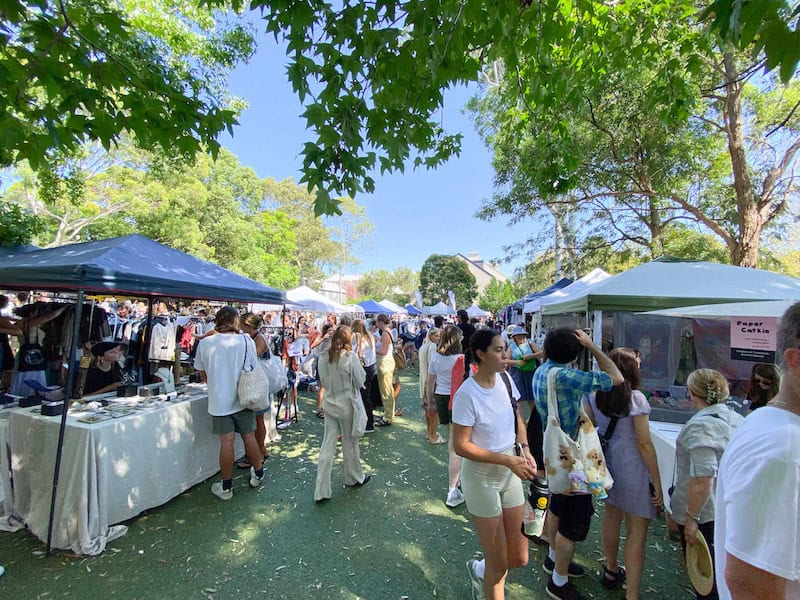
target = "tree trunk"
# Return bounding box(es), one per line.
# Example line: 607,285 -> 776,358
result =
723,53 -> 761,267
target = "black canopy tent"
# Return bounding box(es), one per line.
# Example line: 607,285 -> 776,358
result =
0,234 -> 286,553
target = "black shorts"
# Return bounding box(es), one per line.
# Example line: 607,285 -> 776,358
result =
434,393 -> 451,425
549,494 -> 594,542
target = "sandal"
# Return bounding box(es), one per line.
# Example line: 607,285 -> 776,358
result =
374,417 -> 392,427
394,409 -> 404,417
315,409 -> 325,418
601,565 -> 626,589
427,434 -> 446,444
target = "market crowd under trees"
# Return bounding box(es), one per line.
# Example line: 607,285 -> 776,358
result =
1,0 -> 798,284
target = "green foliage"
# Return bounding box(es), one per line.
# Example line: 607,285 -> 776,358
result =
0,202 -> 44,247
704,0 -> 800,83
0,0 -> 252,172
478,280 -> 519,315
419,255 -> 478,307
358,268 -> 420,304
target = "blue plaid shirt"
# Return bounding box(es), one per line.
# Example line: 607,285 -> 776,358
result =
533,359 -> 613,438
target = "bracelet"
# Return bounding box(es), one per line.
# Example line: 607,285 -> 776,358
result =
686,511 -> 701,522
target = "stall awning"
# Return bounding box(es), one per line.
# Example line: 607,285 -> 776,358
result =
0,234 -> 286,304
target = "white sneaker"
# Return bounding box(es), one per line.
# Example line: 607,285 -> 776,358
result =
445,488 -> 465,508
211,481 -> 233,500
249,466 -> 264,488
466,559 -> 485,600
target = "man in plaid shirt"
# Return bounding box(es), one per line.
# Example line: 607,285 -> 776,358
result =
533,328 -> 623,600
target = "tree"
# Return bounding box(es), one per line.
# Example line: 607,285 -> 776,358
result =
419,255 -> 477,307
478,280 -> 519,315
0,0 -> 253,174
0,203 -> 44,247
358,268 -> 420,304
470,3 -> 799,268
262,177 -> 373,287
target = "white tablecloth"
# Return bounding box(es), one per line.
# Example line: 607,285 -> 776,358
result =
649,421 -> 681,514
0,388 -> 242,555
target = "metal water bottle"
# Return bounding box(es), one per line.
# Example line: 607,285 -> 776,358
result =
524,479 -> 549,538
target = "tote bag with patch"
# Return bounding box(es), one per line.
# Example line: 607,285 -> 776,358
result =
542,368 -> 613,498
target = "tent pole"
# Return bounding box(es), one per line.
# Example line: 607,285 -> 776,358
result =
46,289 -> 84,555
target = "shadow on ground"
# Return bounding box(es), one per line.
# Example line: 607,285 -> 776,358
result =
0,368 -> 694,599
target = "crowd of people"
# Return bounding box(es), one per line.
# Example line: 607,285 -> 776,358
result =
2,292 -> 798,599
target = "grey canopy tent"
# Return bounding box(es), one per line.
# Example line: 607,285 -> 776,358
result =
0,234 -> 286,554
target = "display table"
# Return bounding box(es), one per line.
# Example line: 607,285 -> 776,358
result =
649,420 -> 681,514
0,386 -> 242,555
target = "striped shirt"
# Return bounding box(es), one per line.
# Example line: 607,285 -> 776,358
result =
533,359 -> 613,438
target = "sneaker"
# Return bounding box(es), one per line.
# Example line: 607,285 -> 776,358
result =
600,565 -> 626,589
249,466 -> 264,488
364,427 -> 376,434
546,578 -> 585,600
445,488 -> 465,508
211,481 -> 233,500
543,556 -> 584,578
466,559 -> 485,600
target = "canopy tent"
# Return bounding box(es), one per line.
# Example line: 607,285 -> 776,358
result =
0,234 -> 288,555
404,304 -> 422,316
358,299 -> 393,314
424,301 -> 455,316
542,259 -> 800,315
0,235 -> 285,303
379,299 -> 407,314
524,268 -> 611,314
641,299 -> 798,320
465,303 -> 491,318
510,278 -> 573,311
285,286 -> 360,315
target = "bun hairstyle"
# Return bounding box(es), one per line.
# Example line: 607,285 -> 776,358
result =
240,312 -> 263,330
214,306 -> 240,332
687,369 -> 730,405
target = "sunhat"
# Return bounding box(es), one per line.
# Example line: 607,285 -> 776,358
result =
511,326 -> 528,337
89,341 -> 128,357
685,528 -> 714,596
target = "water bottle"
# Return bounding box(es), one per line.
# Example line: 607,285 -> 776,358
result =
524,479 -> 549,539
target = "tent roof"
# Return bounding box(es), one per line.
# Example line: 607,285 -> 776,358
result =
465,302 -> 491,318
511,278 -> 573,309
286,286 -> 359,314
379,299 -> 407,314
358,299 -> 393,314
542,260 -> 800,314
524,268 -> 611,314
404,304 -> 422,316
0,235 -> 285,303
424,301 -> 455,316
641,299 -> 798,320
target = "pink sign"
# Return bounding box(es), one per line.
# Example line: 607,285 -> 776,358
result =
730,317 -> 777,362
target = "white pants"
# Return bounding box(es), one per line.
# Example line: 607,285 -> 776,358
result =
314,402 -> 365,500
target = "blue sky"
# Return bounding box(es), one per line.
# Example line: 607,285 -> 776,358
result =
217,32 -> 540,280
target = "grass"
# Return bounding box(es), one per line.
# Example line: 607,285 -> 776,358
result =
0,368 -> 694,599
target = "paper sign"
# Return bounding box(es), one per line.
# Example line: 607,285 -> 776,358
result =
730,317 -> 777,362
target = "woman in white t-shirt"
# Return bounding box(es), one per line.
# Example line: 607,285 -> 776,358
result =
426,326 -> 464,506
453,329 -> 537,600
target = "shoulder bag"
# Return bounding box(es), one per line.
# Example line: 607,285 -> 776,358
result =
237,335 -> 270,411
392,344 -> 406,369
18,327 -> 46,372
542,368 -> 614,498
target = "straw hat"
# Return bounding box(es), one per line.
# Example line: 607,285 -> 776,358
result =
685,528 -> 714,596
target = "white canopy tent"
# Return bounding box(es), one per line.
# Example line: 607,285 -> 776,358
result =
641,299 -> 798,320
542,260 -> 800,315
424,301 -> 456,316
465,303 -> 491,318
524,268 -> 611,314
286,285 -> 363,315
379,299 -> 407,314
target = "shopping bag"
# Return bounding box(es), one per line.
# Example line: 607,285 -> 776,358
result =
542,368 -> 613,497
237,336 -> 270,411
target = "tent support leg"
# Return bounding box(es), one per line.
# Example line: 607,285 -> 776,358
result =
46,289 -> 84,555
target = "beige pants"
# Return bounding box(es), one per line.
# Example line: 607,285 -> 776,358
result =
314,402 -> 365,500
376,355 -> 396,422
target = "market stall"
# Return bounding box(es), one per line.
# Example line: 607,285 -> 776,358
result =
287,285 -> 361,315
0,234 -> 285,554
357,299 -> 393,314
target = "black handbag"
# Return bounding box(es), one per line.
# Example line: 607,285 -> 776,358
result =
18,343 -> 46,371
599,415 -> 619,454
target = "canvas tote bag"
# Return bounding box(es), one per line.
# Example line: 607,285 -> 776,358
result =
237,335 -> 270,412
542,368 -> 613,497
